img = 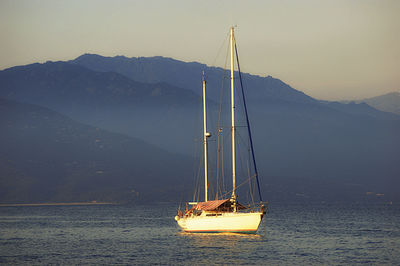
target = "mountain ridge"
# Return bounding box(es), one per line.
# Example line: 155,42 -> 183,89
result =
1,56 -> 399,202
70,54 -> 400,121
342,91 -> 400,115
70,53 -> 315,104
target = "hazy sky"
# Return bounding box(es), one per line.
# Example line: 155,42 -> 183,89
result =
1,0 -> 399,100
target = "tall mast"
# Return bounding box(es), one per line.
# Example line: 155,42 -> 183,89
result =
202,71 -> 209,202
230,26 -> 236,201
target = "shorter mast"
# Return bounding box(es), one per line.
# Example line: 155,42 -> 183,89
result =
202,71 -> 210,202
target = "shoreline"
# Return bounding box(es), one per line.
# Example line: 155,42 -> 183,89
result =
0,202 -> 115,207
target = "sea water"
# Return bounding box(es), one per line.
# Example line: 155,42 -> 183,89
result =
0,201 -> 399,265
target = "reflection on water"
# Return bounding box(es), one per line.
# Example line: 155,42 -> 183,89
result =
179,231 -> 262,251
0,202 -> 399,265
179,231 -> 262,238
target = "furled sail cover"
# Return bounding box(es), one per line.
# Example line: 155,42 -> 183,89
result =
194,199 -> 230,211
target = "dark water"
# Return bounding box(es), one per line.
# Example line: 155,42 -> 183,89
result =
0,202 -> 399,265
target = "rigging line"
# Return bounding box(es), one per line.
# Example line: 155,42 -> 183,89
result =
192,128 -> 198,202
220,130 -> 225,197
193,88 -> 203,203
218,173 -> 258,200
234,41 -> 263,202
219,125 -> 235,197
246,159 -> 255,204
236,131 -> 255,204
216,33 -> 230,136
215,127 -> 221,199
211,30 -> 230,68
236,130 -> 254,203
215,130 -> 223,200
216,41 -> 230,201
236,134 -> 246,192
197,159 -> 202,203
247,134 -> 256,204
247,137 -> 256,205
218,40 -> 231,128
193,156 -> 202,203
208,179 -> 214,201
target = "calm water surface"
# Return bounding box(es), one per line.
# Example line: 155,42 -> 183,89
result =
0,202 -> 399,265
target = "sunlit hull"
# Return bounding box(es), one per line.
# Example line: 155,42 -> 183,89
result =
176,211 -> 263,233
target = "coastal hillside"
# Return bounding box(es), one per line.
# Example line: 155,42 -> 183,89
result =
0,98 -> 193,203
0,58 -> 399,202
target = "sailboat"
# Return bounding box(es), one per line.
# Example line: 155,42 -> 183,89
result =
175,27 -> 267,233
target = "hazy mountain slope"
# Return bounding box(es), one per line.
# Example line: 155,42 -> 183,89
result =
71,54 -> 400,121
0,61 -> 204,153
352,92 -> 400,115
1,60 -> 399,202
71,54 -> 315,104
0,61 -> 199,110
319,100 -> 400,120
0,98 -> 193,203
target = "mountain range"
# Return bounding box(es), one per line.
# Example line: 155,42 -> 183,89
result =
342,92 -> 400,115
0,54 -> 399,203
71,54 -> 315,104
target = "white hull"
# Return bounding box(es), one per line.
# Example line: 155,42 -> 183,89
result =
176,211 -> 264,233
